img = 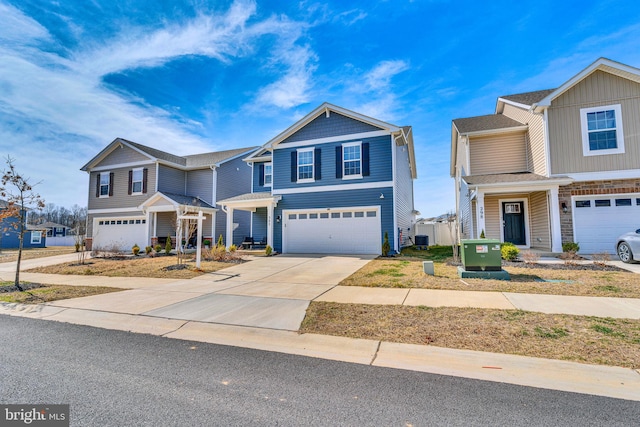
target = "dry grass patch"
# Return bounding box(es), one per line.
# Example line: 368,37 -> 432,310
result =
0,246 -> 77,263
301,302 -> 640,368
0,284 -> 123,303
27,255 -> 239,279
341,258 -> 640,298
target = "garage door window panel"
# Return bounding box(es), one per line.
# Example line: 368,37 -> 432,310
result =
615,198 -> 632,207
575,200 -> 590,208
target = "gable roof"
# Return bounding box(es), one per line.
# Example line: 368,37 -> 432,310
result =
532,57 -> 640,112
498,89 -> 556,108
265,102 -> 401,148
81,138 -> 257,171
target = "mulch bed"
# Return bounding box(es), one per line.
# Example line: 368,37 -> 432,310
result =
0,282 -> 46,293
447,260 -> 626,272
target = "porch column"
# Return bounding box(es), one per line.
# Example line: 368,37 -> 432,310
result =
195,211 -> 203,268
152,212 -> 157,239
549,187 -> 563,253
225,207 -> 234,249
145,210 -> 151,247
476,191 -> 486,239
266,203 -> 274,248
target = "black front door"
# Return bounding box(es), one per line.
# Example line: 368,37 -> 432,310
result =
503,201 -> 525,245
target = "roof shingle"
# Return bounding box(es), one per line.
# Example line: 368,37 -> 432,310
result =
453,114 -> 525,134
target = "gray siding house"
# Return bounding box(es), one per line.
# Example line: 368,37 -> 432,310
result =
81,139 -> 257,251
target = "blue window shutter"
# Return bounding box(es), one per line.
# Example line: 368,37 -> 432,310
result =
258,164 -> 265,186
362,142 -> 370,176
314,148 -> 321,180
291,151 -> 297,182
335,146 -> 342,178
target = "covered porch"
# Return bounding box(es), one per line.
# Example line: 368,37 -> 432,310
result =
139,192 -> 217,250
463,173 -> 572,252
217,193 -> 282,250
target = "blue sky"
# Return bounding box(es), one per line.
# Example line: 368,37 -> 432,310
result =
1,1 -> 640,217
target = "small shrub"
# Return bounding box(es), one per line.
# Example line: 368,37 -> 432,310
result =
75,243 -> 81,252
591,252 -> 610,267
229,244 -> 237,252
562,242 -> 580,253
479,229 -> 485,238
132,244 -> 140,256
165,236 -> 172,254
154,244 -> 163,253
145,246 -> 153,255
381,231 -> 391,257
217,234 -> 224,248
203,239 -> 211,247
520,250 -> 540,264
501,242 -> 519,261
265,245 -> 273,256
559,250 -> 581,265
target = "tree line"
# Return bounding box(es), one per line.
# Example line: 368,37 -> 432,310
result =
29,203 -> 87,229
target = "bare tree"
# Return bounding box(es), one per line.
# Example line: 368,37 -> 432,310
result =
0,157 -> 45,290
445,210 -> 459,263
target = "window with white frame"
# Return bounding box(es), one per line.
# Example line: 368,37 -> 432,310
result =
131,168 -> 143,194
343,142 -> 362,178
99,172 -> 110,197
580,104 -> 625,156
297,148 -> 314,181
30,231 -> 42,244
264,163 -> 272,186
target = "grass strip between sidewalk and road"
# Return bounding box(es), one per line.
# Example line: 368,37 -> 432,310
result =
0,283 -> 124,304
301,302 -> 640,369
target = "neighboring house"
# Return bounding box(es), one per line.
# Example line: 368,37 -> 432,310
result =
414,215 -> 456,246
0,200 -> 46,249
217,103 -> 418,255
81,139 -> 258,251
451,58 -> 640,254
37,221 -> 75,246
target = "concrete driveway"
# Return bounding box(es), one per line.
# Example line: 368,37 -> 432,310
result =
49,254 -> 374,331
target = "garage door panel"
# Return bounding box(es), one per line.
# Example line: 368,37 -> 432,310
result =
573,196 -> 640,254
93,217 -> 147,252
284,208 -> 380,254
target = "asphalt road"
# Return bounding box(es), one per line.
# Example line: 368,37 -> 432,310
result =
1,315 -> 638,426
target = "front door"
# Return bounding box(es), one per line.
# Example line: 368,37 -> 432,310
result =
502,201 -> 526,245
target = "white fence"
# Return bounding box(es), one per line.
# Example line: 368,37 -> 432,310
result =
46,236 -> 76,246
414,221 -> 457,246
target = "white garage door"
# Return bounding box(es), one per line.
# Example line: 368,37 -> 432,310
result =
573,195 -> 640,254
93,217 -> 147,252
283,207 -> 381,254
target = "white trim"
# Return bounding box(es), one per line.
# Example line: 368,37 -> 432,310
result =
98,171 -> 111,198
30,230 -> 42,245
296,147 -> 315,183
498,197 -> 531,248
548,187 -> 563,253
131,167 -> 144,195
264,162 -> 273,187
543,109 -> 551,176
273,180 -> 394,195
273,130 -> 389,150
342,141 -> 363,180
88,207 -> 142,214
154,163 -> 159,193
496,97 -> 532,111
459,125 -> 528,138
580,104 -> 625,156
573,192 -> 640,201
556,169 -> 640,181
212,168 -> 218,204
92,160 -> 154,172
467,178 -> 573,193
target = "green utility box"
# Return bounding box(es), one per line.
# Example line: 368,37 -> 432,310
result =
460,239 -> 502,271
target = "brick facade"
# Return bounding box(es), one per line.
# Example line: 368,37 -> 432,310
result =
558,178 -> 640,243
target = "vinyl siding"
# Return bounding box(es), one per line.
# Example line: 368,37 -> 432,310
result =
394,143 -> 415,247
502,104 -> 546,175
252,161 -> 272,193
469,132 -> 528,175
186,169 -> 213,204
88,165 -> 156,210
97,145 -> 150,166
158,165 -> 186,195
484,193 -> 530,242
548,70 -> 640,174
214,156 -> 252,246
281,112 -> 382,144
530,191 -> 550,250
252,208 -> 268,241
458,177 -> 471,240
273,135 -> 393,190
156,211 -> 175,239
271,187 -> 394,253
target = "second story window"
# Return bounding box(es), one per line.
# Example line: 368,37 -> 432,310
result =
264,163 -> 272,186
343,142 -> 362,178
98,172 -> 112,197
297,149 -> 314,182
580,104 -> 625,156
131,169 -> 143,194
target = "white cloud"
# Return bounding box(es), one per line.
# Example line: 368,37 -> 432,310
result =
0,2 -> 52,44
364,60 -> 409,90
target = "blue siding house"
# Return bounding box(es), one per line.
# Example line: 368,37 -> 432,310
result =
218,103 -> 418,255
0,202 -> 46,249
